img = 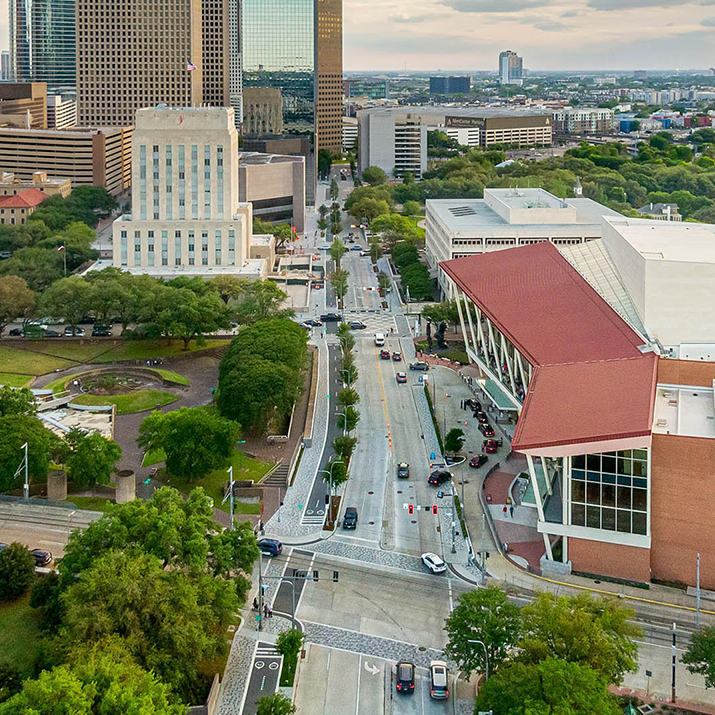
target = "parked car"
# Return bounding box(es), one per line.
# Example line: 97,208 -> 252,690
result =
380,349 -> 391,360
470,454 -> 489,468
343,507 -> 358,530
409,362 -> 429,371
31,548 -> 52,567
395,661 -> 415,694
422,553 -> 447,575
428,469 -> 452,486
396,372 -> 407,383
429,660 -> 450,699
397,462 -> 410,479
392,352 -> 402,361
257,538 -> 283,557
479,422 -> 495,437
320,312 -> 342,322
483,438 -> 499,454
348,320 -> 366,329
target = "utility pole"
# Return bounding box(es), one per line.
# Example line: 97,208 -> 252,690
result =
671,622 -> 677,703
696,553 -> 701,627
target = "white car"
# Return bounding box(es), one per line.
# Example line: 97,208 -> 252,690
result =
421,552 -> 447,574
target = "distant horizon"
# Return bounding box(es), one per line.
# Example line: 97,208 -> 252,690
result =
1,0 -> 714,73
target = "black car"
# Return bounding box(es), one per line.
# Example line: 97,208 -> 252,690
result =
428,469 -> 452,486
92,326 -> 112,337
396,661 -> 415,694
409,362 -> 429,371
31,548 -> 52,567
479,422 -> 495,437
470,454 -> 488,469
320,312 -> 342,322
397,462 -> 410,479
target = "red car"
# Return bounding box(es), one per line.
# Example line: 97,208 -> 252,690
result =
380,350 -> 391,360
483,439 -> 498,454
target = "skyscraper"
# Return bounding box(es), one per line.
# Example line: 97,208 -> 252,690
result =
9,0 -> 76,89
241,0 -> 343,199
76,0 -> 204,127
498,50 -> 523,86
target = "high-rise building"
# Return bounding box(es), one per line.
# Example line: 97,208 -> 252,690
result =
1,52 -> 10,81
202,0 -> 230,108
242,0 -> 343,202
76,0 -> 203,127
498,50 -> 523,85
429,76 -> 471,96
9,0 -> 76,90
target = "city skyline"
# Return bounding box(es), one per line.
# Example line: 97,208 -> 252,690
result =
2,0 -> 715,72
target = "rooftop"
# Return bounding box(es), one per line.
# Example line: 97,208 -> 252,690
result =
604,216 -> 715,263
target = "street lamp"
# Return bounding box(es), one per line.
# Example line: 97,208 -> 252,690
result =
468,639 -> 489,681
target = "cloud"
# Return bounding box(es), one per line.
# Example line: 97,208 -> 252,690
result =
442,0 -> 548,12
391,12 -> 444,22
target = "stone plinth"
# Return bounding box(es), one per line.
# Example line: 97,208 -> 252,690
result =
115,470 -> 136,503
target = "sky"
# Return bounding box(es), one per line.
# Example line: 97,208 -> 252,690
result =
0,0 -> 714,73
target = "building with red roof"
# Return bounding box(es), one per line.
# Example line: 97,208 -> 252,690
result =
441,240 -> 715,588
0,187 -> 47,224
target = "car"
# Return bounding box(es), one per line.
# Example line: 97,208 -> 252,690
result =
396,372 -> 407,383
92,327 -> 112,337
350,244 -> 362,251
395,661 -> 415,694
380,349 -> 391,360
343,507 -> 358,529
8,328 -> 21,336
64,326 -> 86,337
392,352 -> 402,361
422,553 -> 447,575
257,538 -> 283,557
483,438 -> 499,454
348,320 -> 366,329
409,362 -> 429,371
429,660 -> 450,699
428,469 -> 452,486
470,454 -> 489,468
31,548 -> 52,567
43,329 -> 61,337
320,312 -> 342,322
479,422 -> 495,437
302,318 -> 322,327
397,462 -> 410,479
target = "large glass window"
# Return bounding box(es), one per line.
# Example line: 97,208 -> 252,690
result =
570,449 -> 648,535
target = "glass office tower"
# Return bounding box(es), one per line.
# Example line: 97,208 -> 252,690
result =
9,0 -> 76,90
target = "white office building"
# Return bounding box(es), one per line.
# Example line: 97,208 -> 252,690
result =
426,188 -> 622,296
112,106 -> 270,278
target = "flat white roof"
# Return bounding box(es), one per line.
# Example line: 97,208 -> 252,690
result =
653,383 -> 715,439
604,216 -> 715,263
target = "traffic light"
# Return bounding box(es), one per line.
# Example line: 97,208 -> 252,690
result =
408,504 -> 414,515
432,504 -> 438,515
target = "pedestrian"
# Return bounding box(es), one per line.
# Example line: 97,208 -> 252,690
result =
510,505 -> 514,518
503,505 -> 508,518
253,597 -> 259,610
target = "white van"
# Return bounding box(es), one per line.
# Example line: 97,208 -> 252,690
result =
374,333 -> 385,346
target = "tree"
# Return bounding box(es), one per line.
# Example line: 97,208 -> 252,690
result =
330,237 -> 345,269
0,387 -> 36,417
256,694 -> 296,715
333,435 -> 357,461
445,587 -> 522,678
0,662 -> 22,703
519,592 -> 641,685
330,268 -> 349,305
0,276 -> 34,336
0,543 -> 36,601
362,166 -> 388,185
474,658 -> 619,715
0,638 -> 184,715
0,415 -> 56,492
337,405 -> 360,433
233,280 -> 289,325
444,428 -> 465,455
210,274 -> 244,304
683,625 -> 715,688
64,430 -> 122,490
138,407 -> 239,481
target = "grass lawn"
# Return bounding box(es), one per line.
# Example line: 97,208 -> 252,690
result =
93,339 -> 230,363
142,447 -> 166,466
0,344 -> 75,375
152,368 -> 191,386
69,495 -> 114,512
71,388 -> 178,414
0,594 -> 41,677
0,372 -> 33,387
161,450 -> 273,512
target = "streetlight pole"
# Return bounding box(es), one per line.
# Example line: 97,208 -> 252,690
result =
468,639 -> 489,682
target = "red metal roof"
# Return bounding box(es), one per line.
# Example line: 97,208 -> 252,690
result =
0,188 -> 47,209
441,242 -> 658,454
